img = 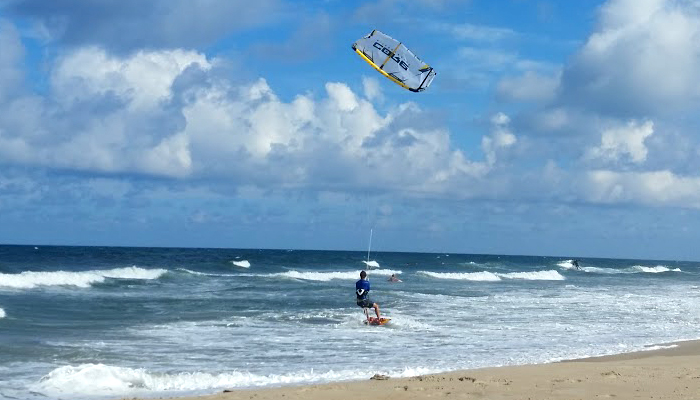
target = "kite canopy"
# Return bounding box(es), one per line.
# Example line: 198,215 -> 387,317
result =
351,30 -> 436,92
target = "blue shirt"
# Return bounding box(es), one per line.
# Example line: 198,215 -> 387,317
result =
355,279 -> 370,300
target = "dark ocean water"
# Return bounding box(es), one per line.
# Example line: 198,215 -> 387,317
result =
1,245 -> 699,399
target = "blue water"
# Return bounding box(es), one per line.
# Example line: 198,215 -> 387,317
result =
1,245 -> 700,399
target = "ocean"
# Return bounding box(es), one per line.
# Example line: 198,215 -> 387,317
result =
1,245 -> 699,400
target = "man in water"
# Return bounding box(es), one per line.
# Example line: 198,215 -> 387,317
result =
388,274 -> 402,282
356,270 -> 381,319
572,260 -> 581,270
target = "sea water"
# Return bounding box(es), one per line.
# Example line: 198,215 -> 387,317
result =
1,245 -> 699,399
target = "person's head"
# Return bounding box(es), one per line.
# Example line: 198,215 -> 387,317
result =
360,270 -> 367,279
391,274 -> 395,278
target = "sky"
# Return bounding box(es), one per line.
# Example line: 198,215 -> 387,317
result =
1,0 -> 700,260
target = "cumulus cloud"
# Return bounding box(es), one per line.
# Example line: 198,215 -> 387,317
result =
362,76 -> 384,102
558,0 -> 700,116
585,120 -> 654,165
0,36 -> 497,198
0,44 -> 207,177
584,169 -> 700,207
489,0 -> 700,212
51,47 -> 211,109
482,112 -> 517,167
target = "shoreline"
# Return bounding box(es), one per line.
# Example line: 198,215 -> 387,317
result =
123,339 -> 700,400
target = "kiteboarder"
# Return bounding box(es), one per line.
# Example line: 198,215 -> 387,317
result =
356,270 -> 381,320
388,274 -> 402,282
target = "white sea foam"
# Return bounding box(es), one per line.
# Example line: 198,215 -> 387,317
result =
502,270 -> 565,280
557,260 -> 576,269
34,363 -> 439,398
231,260 -> 251,268
0,267 -> 167,289
418,270 -> 565,281
178,268 -> 208,276
641,344 -> 678,351
269,269 -> 402,282
0,307 -> 5,318
631,265 -> 681,273
418,271 -> 501,281
557,261 -> 681,274
178,268 -> 242,278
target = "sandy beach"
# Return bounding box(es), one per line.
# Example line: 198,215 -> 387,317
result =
125,340 -> 700,400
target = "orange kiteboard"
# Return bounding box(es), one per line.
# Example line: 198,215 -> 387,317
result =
364,317 -> 391,326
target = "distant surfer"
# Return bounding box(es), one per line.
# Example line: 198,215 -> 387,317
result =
572,260 -> 581,270
356,271 -> 381,320
388,274 -> 402,282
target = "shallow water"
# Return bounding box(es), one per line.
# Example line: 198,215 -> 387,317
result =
1,245 -> 699,399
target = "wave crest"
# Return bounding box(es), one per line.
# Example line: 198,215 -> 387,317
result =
34,363 -> 438,397
631,265 -> 681,273
231,260 -> 251,268
418,270 -> 565,281
269,269 -> 402,282
0,266 -> 167,289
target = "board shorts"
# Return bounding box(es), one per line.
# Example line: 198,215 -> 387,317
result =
356,298 -> 375,308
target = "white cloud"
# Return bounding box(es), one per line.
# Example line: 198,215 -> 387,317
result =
559,0 -> 700,115
51,47 -> 211,109
0,46 -> 206,177
497,71 -> 560,102
0,20 -> 25,101
431,22 -> 517,42
0,42 -> 498,197
584,169 -> 700,207
482,112 -> 517,167
585,120 -> 654,164
362,76 -> 384,102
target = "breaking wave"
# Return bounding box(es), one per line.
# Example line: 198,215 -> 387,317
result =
231,260 -> 251,268
34,363 -> 438,398
268,269 -> 402,282
0,267 -> 168,289
630,265 -> 681,273
418,270 -> 565,281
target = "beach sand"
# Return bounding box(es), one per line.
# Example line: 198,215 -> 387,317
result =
126,340 -> 700,400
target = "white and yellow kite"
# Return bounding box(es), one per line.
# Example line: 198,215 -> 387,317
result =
352,30 -> 436,92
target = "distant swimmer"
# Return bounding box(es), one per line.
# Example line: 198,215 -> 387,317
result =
572,260 -> 581,270
388,274 -> 402,282
356,271 -> 381,320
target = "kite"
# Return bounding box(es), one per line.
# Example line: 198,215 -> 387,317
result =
351,30 -> 436,92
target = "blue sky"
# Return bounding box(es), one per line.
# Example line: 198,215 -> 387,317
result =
2,0 -> 700,260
